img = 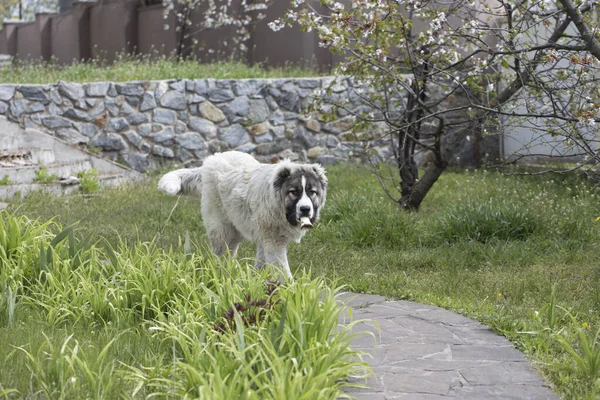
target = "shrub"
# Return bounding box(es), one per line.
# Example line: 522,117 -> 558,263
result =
33,166 -> 57,184
77,169 -> 100,194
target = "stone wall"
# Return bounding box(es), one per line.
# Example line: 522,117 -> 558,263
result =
0,78 -> 391,172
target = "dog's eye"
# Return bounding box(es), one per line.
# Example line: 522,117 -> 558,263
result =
309,189 -> 317,196
288,190 -> 298,196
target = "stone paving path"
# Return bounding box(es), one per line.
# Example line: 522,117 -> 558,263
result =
338,293 -> 560,400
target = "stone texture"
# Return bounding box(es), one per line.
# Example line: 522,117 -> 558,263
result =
116,83 -> 144,97
248,99 -> 270,123
189,117 -> 217,139
77,123 -> 99,138
56,128 -> 89,145
160,90 -> 186,110
85,82 -> 110,97
140,93 -> 157,112
90,132 -> 128,151
124,153 -> 150,172
248,121 -> 271,136
153,108 -> 177,124
221,124 -> 251,148
152,145 -> 174,158
42,115 -> 73,129
105,118 -> 129,133
58,81 -> 84,101
127,113 -> 149,125
292,125 -> 318,148
17,86 -> 49,103
220,96 -> 249,122
339,295 -> 559,400
124,131 -> 144,148
305,118 -> 321,132
208,88 -> 235,102
0,85 -> 15,101
63,108 -> 93,122
150,127 -> 175,144
0,76 -> 493,171
232,80 -> 264,97
175,132 -> 206,150
323,116 -> 355,134
198,101 -> 226,122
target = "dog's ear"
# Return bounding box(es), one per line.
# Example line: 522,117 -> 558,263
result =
312,164 -> 328,189
274,165 -> 291,191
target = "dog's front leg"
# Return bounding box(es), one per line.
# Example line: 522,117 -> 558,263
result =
255,244 -> 265,269
261,243 -> 293,282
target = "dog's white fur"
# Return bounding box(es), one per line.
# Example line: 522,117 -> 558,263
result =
158,151 -> 327,280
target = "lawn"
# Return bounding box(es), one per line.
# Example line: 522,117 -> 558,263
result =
4,163 -> 600,399
0,57 -> 321,84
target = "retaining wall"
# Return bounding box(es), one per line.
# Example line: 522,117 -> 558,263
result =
0,77 -> 392,172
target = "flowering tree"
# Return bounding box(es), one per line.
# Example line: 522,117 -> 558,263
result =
274,0 -> 600,211
162,0 -> 271,59
1,0 -> 57,22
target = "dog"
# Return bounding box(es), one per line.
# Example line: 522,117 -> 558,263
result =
157,151 -> 327,281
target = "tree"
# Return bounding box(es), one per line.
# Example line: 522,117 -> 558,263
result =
275,0 -> 600,211
161,0 -> 272,59
1,0 -> 57,22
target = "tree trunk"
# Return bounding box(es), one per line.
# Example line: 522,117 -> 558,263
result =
400,159 -> 448,211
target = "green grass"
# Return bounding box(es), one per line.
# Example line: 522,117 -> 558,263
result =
0,211 -> 369,399
6,164 -> 600,398
0,56 -> 321,84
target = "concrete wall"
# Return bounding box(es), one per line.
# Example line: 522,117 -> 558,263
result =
50,4 -> 92,63
89,0 -> 138,63
137,4 -> 177,58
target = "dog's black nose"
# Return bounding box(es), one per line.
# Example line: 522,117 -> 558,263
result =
299,205 -> 311,215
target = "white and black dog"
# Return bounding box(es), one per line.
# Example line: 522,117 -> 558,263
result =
158,151 -> 327,281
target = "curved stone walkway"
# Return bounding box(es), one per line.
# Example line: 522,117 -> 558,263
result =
338,293 -> 559,400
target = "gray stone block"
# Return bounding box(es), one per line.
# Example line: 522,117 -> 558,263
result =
153,108 -> 177,124
58,81 -> 84,101
56,128 -> 89,145
85,82 -> 110,97
189,117 -> 217,139
140,93 -> 157,112
17,86 -> 49,103
0,85 -> 16,101
221,124 -> 250,148
116,83 -> 144,97
160,90 -> 186,110
152,145 -> 174,158
91,132 -> 128,151
63,108 -> 93,122
127,113 -> 149,125
175,132 -> 206,150
150,126 -> 175,144
105,118 -> 129,133
42,115 -> 73,129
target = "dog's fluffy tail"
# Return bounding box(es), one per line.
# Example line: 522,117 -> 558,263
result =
157,167 -> 203,196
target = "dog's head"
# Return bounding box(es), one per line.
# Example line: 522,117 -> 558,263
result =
273,161 -> 328,229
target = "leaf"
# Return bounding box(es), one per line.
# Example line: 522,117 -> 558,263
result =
50,224 -> 76,248
184,231 -> 191,257
233,308 -> 246,351
273,300 -> 288,351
